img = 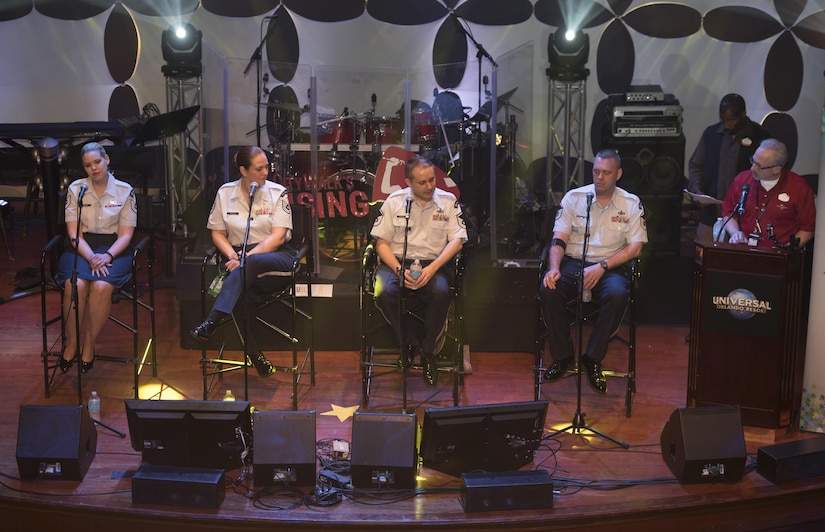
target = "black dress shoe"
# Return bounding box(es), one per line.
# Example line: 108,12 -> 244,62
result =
543,357 -> 573,382
581,355 -> 607,394
190,319 -> 217,342
422,354 -> 438,387
59,356 -> 74,374
81,358 -> 95,374
248,352 -> 274,378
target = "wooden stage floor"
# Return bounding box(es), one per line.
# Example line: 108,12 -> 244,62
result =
0,216 -> 824,531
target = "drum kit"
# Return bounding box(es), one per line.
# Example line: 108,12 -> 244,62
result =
258,88 -> 521,262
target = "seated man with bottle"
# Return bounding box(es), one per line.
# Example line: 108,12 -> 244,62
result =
539,149 -> 647,393
371,156 -> 467,387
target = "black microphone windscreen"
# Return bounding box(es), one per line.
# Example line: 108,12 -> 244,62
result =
78,183 -> 88,201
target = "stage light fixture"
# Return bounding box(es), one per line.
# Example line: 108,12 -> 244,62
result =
161,23 -> 202,78
547,28 -> 590,81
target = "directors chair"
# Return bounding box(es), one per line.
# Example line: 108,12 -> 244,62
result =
534,243 -> 639,418
360,239 -> 465,414
40,193 -> 158,401
198,204 -> 315,409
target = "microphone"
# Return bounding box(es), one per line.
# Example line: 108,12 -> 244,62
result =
249,182 -> 259,201
78,183 -> 88,202
737,183 -> 750,215
586,192 -> 594,205
405,197 -> 412,219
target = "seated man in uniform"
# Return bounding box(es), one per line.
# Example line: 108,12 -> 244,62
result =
371,155 -> 467,387
539,149 -> 647,393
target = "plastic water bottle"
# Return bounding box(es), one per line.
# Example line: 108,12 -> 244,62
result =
712,217 -> 726,242
410,259 -> 422,280
208,269 -> 229,298
223,389 -> 235,401
88,391 -> 101,421
580,276 -> 592,303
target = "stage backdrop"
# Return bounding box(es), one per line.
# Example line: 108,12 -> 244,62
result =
801,105 -> 825,433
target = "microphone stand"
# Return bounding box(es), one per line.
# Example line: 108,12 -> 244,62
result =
71,187 -> 126,438
548,193 -> 628,448
398,195 -> 412,413
238,187 -> 256,400
245,14 -> 280,148
71,189 -> 85,406
449,11 -> 497,223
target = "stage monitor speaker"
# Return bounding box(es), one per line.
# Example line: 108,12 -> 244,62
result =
660,405 -> 746,483
604,135 -> 686,200
461,470 -> 554,513
252,410 -> 316,486
132,464 -> 225,508
350,412 -> 417,489
16,404 -> 97,481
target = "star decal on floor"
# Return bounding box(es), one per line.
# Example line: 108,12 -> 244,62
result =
321,403 -> 359,422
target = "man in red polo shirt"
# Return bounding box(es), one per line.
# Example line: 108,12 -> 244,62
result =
721,139 -> 815,249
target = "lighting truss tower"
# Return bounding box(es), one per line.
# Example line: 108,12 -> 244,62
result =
165,76 -> 205,237
546,77 -> 587,205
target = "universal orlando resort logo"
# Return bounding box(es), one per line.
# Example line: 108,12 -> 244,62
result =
713,288 -> 773,320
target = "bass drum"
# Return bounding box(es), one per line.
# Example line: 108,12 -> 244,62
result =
317,165 -> 375,263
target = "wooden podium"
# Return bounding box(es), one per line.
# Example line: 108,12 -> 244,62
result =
688,242 -> 810,429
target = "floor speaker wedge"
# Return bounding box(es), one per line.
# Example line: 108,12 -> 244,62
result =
253,410 -> 316,486
16,404 -> 98,480
350,412 -> 417,489
660,405 -> 746,483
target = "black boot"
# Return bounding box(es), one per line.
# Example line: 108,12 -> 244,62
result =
190,319 -> 217,342
248,352 -> 274,378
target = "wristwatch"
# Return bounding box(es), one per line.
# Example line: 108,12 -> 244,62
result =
599,260 -> 609,271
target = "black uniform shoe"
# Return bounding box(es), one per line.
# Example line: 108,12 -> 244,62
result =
422,354 -> 438,387
543,357 -> 573,382
190,319 -> 217,342
248,352 -> 274,378
398,344 -> 416,370
581,355 -> 607,394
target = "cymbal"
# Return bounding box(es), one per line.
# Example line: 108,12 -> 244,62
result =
261,101 -> 304,113
473,87 -> 518,121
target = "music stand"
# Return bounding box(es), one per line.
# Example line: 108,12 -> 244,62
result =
131,106 -> 199,284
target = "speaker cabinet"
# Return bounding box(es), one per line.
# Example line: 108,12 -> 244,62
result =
253,410 -> 316,486
132,464 -> 225,508
604,136 -> 685,257
16,404 -> 97,481
640,198 -> 682,257
465,266 -> 539,352
351,412 -> 417,489
660,405 -> 746,483
605,135 -> 686,200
